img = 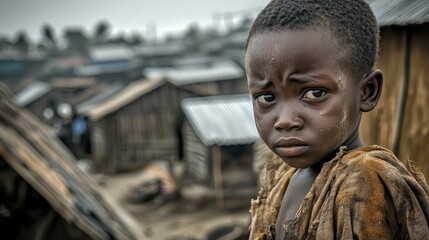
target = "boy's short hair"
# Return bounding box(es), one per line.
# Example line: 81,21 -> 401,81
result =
246,0 -> 379,80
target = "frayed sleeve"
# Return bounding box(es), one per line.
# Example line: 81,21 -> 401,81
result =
318,156 -> 429,239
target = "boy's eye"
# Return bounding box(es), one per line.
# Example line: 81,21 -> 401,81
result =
255,94 -> 276,104
302,89 -> 326,99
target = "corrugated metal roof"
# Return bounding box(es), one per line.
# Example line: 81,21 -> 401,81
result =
181,94 -> 260,146
0,59 -> 23,75
133,43 -> 187,57
75,60 -> 133,76
144,59 -> 244,86
14,81 -> 51,106
89,44 -> 135,62
76,82 -> 125,115
50,77 -> 96,89
369,0 -> 429,26
83,77 -> 166,121
171,56 -> 222,66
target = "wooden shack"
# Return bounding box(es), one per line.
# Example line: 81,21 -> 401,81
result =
75,44 -> 141,83
143,56 -> 248,95
0,53 -> 47,92
180,94 -> 260,205
0,85 -> 146,240
80,77 -> 204,173
13,78 -> 98,122
133,41 -> 188,68
360,0 -> 429,181
14,81 -> 54,120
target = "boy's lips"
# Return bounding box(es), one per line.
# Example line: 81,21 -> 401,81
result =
273,138 -> 309,157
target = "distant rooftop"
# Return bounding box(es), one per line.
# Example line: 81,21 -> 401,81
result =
14,81 -> 51,106
181,94 -> 260,146
89,44 -> 135,62
75,60 -> 134,76
76,82 -> 125,115
133,42 -> 187,57
82,77 -> 166,120
144,58 -> 244,86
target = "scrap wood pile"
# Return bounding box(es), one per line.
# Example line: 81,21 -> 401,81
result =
0,85 -> 147,240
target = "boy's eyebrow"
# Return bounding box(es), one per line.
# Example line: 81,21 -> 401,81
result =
248,79 -> 272,89
249,76 -> 317,86
249,74 -> 329,89
289,75 -> 319,83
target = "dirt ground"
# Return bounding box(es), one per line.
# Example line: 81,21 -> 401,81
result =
100,167 -> 256,240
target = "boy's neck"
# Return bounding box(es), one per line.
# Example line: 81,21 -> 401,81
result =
343,132 -> 363,151
309,134 -> 363,172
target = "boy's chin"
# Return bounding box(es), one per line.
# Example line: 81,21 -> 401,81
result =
280,157 -> 314,169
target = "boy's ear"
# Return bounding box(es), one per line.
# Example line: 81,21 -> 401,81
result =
360,69 -> 383,112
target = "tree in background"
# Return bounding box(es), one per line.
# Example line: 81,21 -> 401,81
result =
93,20 -> 111,45
128,32 -> 145,46
184,22 -> 202,52
0,36 -> 13,53
14,31 -> 31,54
63,28 -> 89,54
41,24 -> 57,51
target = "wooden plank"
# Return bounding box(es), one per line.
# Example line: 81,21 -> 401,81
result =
0,87 -> 147,240
360,27 -> 404,148
212,145 -> 224,209
398,26 -> 429,182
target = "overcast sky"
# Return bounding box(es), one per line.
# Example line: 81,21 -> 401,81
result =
0,0 -> 268,41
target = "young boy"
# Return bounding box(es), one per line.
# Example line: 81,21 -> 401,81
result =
245,0 -> 429,239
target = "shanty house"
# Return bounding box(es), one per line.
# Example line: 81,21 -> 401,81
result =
180,94 -> 260,205
71,82 -> 126,160
75,44 -> 141,83
133,41 -> 188,68
13,78 -> 99,121
360,0 -> 429,180
143,56 -> 248,96
201,18 -> 253,68
14,81 -> 53,121
48,77 -> 100,104
0,52 -> 47,92
80,77 -> 203,173
42,53 -> 88,81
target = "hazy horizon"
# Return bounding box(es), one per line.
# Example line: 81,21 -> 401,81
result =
0,0 -> 268,41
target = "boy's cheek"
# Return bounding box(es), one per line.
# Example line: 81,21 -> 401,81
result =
254,120 -> 269,143
256,121 -> 263,132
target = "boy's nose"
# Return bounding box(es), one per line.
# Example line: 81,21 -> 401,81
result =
274,106 -> 304,131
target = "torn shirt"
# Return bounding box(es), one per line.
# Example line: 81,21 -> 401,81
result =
249,145 -> 429,239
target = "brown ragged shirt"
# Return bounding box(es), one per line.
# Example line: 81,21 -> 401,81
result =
249,145 -> 429,239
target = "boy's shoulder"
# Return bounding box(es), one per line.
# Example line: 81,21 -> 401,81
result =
336,145 -> 424,180
337,145 -> 402,172
330,145 -> 429,197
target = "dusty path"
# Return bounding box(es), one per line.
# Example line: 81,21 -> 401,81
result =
100,169 -> 253,239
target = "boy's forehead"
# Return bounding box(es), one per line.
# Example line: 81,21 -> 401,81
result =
246,29 -> 345,62
245,29 -> 358,84
248,27 -> 340,48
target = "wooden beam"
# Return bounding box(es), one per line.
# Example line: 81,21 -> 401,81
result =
212,145 -> 224,209
0,86 -> 147,240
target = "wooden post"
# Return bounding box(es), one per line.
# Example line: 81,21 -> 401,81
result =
212,145 -> 224,209
391,28 -> 410,155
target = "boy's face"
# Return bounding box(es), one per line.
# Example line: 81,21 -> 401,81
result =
245,29 -> 363,168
